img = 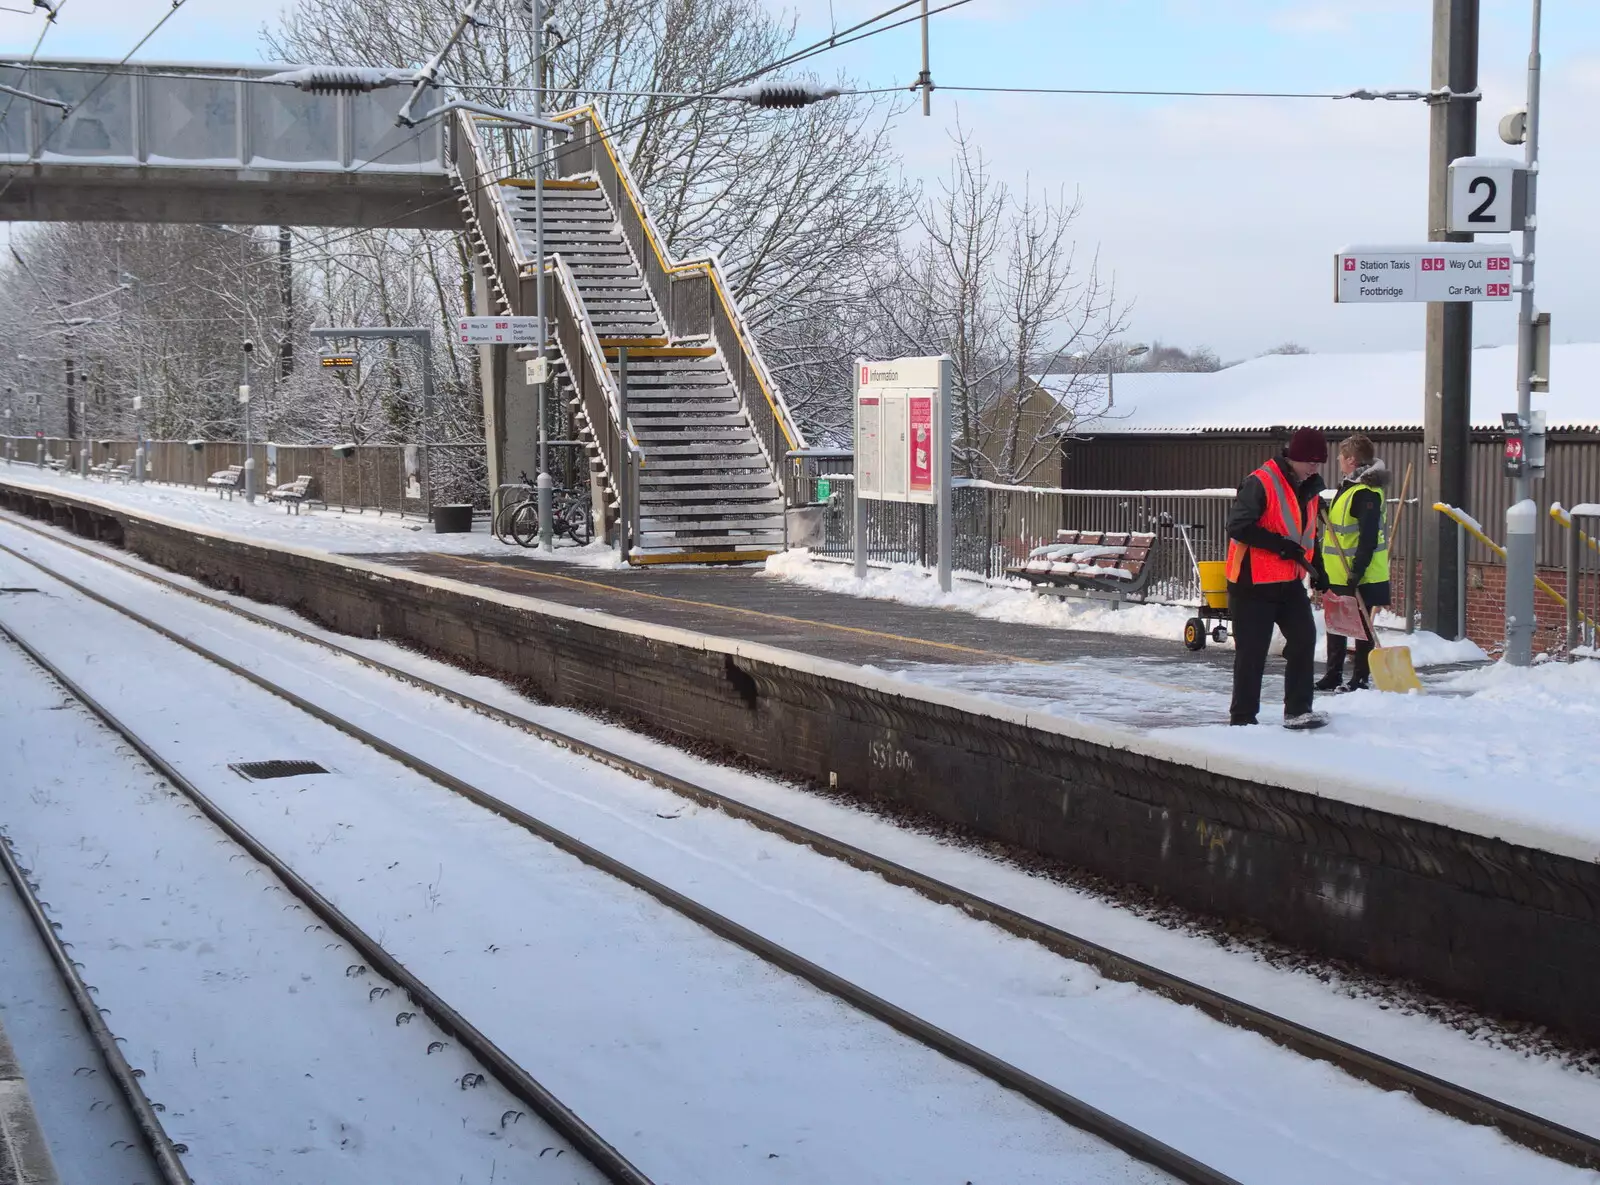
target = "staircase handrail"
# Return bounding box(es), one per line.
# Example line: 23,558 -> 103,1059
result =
547,252 -> 634,505
450,112 -> 533,307
552,105 -> 808,459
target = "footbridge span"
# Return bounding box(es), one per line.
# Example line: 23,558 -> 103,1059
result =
0,58 -> 455,227
0,58 -> 807,562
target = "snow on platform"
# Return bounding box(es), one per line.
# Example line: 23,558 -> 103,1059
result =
0,465 -> 622,565
7,468 -> 1600,868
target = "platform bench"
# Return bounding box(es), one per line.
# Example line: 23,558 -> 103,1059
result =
207,465 -> 243,499
267,474 -> 319,514
1007,529 -> 1159,603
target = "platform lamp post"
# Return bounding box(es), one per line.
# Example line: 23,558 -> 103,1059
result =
121,269 -> 147,481
241,339 -> 256,502
1110,344 -> 1149,408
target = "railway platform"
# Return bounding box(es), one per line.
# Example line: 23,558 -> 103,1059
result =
0,1019 -> 58,1185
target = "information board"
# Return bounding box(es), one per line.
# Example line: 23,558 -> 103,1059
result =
855,356 -> 946,505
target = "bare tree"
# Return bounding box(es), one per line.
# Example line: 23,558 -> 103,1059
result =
865,126 -> 1127,486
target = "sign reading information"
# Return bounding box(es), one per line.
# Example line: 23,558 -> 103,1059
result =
1335,244 -> 1514,304
855,356 -> 947,505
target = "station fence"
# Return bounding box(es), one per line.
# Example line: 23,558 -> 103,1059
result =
1,437 -> 491,516
788,451 -> 1424,615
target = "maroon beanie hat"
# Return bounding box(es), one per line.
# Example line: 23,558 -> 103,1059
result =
1286,427 -> 1328,463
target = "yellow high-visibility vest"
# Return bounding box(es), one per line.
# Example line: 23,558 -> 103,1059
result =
1322,482 -> 1390,586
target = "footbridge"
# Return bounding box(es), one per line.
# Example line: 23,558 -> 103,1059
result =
0,59 -> 807,563
0,58 -> 455,227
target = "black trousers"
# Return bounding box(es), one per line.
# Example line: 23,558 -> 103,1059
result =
1229,579 -> 1316,725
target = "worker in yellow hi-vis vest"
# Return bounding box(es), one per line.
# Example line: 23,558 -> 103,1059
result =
1314,434 -> 1391,693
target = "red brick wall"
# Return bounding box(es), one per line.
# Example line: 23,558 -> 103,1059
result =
1462,562 -> 1594,656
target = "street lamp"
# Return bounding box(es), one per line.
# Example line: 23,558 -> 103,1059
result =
241,340 -> 256,502
1112,344 -> 1150,408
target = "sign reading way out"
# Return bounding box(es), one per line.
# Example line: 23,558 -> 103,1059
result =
1335,244 -> 1513,304
457,316 -> 542,345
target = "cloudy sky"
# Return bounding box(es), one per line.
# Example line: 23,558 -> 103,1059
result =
3,0 -> 1596,360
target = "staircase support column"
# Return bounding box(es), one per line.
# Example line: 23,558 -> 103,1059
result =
474,261 -> 509,496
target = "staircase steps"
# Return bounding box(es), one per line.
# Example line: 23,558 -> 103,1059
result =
502,178 -> 785,561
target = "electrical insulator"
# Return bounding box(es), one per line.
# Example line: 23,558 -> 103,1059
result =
725,83 -> 842,109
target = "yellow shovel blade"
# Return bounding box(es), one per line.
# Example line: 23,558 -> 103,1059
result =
1371,645 -> 1422,694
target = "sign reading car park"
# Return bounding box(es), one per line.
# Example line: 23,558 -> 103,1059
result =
1335,244 -> 1513,304
456,315 -> 542,345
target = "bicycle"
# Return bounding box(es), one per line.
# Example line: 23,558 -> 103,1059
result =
501,472 -> 594,548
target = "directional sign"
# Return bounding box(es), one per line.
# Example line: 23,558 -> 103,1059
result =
1334,244 -> 1513,304
456,316 -> 542,345
1448,156 -> 1527,234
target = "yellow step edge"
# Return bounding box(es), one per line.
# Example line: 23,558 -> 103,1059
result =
501,178 -> 600,190
603,346 -> 716,359
598,337 -> 671,348
629,550 -> 778,567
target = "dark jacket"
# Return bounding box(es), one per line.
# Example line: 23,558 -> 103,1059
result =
1315,458 -> 1391,605
1226,454 -> 1326,589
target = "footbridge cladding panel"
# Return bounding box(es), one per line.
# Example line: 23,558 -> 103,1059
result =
3,480 -> 1599,1049
0,59 -> 456,228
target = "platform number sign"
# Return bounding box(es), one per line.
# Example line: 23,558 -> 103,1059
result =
1448,157 -> 1527,234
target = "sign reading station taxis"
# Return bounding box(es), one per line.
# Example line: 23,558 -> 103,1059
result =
1335,244 -> 1514,304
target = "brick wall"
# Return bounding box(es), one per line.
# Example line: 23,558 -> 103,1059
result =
1462,561 -> 1596,656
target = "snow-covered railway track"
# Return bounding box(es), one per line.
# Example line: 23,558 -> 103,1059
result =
0,620 -> 650,1185
1,514 -> 1598,1176
0,835 -> 191,1185
0,524 -> 1202,1185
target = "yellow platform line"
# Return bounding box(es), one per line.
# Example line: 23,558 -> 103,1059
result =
429,552 -> 1049,665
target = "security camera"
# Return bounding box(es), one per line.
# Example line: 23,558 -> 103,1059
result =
242,340 -> 255,354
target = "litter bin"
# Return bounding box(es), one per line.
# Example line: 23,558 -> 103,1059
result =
785,504 -> 826,550
432,503 -> 473,534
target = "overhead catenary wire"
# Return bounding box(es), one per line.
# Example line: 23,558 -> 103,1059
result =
291,0 -> 956,253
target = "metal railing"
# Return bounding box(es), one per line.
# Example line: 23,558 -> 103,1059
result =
785,451 -> 1425,611
555,106 -> 807,487
1551,503 -> 1600,659
0,58 -> 447,172
546,256 -> 628,513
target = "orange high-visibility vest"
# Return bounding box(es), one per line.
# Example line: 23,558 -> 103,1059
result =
1226,459 -> 1316,584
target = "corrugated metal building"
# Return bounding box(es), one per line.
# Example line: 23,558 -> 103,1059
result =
1051,346 -> 1600,568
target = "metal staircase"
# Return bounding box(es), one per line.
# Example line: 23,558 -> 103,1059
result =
454,112 -> 801,565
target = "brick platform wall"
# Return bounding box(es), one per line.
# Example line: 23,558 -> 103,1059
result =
1462,562 -> 1596,656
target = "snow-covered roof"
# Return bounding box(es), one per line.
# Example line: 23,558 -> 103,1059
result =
1042,343 -> 1600,433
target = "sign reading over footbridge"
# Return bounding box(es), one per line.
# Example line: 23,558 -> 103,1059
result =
1334,244 -> 1514,303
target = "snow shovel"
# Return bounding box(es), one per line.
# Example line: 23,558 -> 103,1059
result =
1324,518 -> 1421,694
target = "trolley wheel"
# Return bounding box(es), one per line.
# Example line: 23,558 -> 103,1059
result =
1184,617 -> 1207,651
1211,624 -> 1230,644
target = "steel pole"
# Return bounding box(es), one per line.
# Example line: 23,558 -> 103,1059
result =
853,358 -> 868,579
1505,0 -> 1542,665
242,348 -> 256,502
421,332 -> 434,520
533,0 -> 553,550
937,354 -> 953,593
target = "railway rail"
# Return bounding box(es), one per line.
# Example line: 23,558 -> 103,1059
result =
0,614 -> 650,1185
0,836 -> 192,1185
2,510 -> 1599,1175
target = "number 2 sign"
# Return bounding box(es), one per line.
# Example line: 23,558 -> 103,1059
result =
1447,157 -> 1527,234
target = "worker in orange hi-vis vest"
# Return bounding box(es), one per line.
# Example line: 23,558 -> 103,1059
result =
1225,427 -> 1328,730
